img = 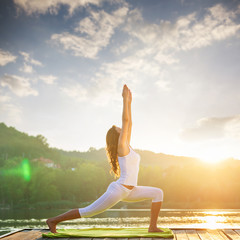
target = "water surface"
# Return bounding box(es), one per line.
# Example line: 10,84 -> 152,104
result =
1,209 -> 240,236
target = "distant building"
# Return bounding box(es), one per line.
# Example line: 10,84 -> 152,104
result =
32,157 -> 60,168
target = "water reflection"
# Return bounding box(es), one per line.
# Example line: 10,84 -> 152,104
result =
1,209 -> 240,236
203,216 -> 226,229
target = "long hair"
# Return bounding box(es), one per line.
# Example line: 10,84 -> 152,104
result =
105,125 -> 120,178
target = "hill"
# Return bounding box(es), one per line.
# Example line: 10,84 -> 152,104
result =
0,122 -> 201,170
1,122 -> 239,169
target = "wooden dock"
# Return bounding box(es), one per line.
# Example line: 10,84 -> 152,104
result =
1,228 -> 240,240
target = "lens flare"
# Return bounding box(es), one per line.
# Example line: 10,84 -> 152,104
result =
21,158 -> 31,181
0,158 -> 31,181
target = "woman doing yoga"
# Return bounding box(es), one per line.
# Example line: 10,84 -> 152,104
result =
46,84 -> 164,233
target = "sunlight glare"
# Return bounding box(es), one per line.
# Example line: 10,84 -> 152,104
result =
204,215 -> 226,229
197,151 -> 226,164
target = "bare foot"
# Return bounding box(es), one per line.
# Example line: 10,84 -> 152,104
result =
148,226 -> 164,232
46,218 -> 57,233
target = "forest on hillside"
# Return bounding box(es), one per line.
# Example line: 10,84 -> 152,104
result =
1,122 -> 240,209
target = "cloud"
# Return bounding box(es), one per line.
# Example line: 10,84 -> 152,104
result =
19,51 -> 42,66
60,42 -> 171,105
178,5 -> 240,50
55,3 -> 240,104
154,53 -> 179,65
68,51 -> 169,105
179,115 -> 240,142
18,51 -> 42,74
110,3 -> 240,92
39,75 -> 57,84
91,52 -> 167,95
19,63 -> 33,73
51,6 -> 128,58
0,49 -> 17,66
0,91 -> 22,123
60,83 -> 87,102
155,69 -> 171,91
225,116 -> 240,139
0,74 -> 38,97
124,4 -> 240,55
14,0 -> 104,16
125,4 -> 240,63
113,38 -> 136,55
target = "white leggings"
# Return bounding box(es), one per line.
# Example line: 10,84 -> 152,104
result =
79,181 -> 163,218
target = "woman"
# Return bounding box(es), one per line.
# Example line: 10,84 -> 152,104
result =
46,84 -> 164,233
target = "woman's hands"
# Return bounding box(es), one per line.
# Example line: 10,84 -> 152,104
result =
122,84 -> 128,99
128,88 -> 132,104
122,84 -> 132,104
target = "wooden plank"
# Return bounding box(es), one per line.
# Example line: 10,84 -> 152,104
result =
131,238 -> 140,240
69,238 -> 93,240
92,238 -> 108,240
140,237 -> 152,240
170,228 -> 240,230
40,238 -> 69,240
3,229 -> 240,240
0,230 -> 23,239
174,230 -> 189,240
197,230 -> 215,240
207,229 -> 229,240
33,229 -> 71,240
1,232 -> 29,240
41,238 -> 69,240
36,229 -> 49,240
153,235 -> 174,240
172,230 -> 177,240
218,230 -> 233,240
25,230 -> 43,240
103,238 -> 118,240
222,230 -> 240,240
186,230 -> 200,240
1,230 -> 42,240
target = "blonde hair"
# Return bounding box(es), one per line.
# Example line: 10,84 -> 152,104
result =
105,125 -> 120,178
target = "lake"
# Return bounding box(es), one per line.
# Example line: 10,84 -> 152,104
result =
1,209 -> 240,236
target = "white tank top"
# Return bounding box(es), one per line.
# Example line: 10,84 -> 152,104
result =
116,145 -> 140,186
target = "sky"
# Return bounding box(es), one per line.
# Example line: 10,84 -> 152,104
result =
0,0 -> 240,163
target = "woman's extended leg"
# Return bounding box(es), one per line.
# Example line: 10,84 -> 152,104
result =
46,181 -> 130,233
46,209 -> 80,233
78,182 -> 129,218
122,185 -> 164,232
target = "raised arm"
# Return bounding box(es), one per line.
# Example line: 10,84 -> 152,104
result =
118,85 -> 130,149
127,90 -> 132,145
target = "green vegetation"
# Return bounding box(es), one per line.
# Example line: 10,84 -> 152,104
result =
1,122 -> 240,209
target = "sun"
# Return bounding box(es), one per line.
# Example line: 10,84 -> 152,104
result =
197,152 -> 226,164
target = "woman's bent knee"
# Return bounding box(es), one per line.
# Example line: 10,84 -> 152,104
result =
152,188 -> 163,202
